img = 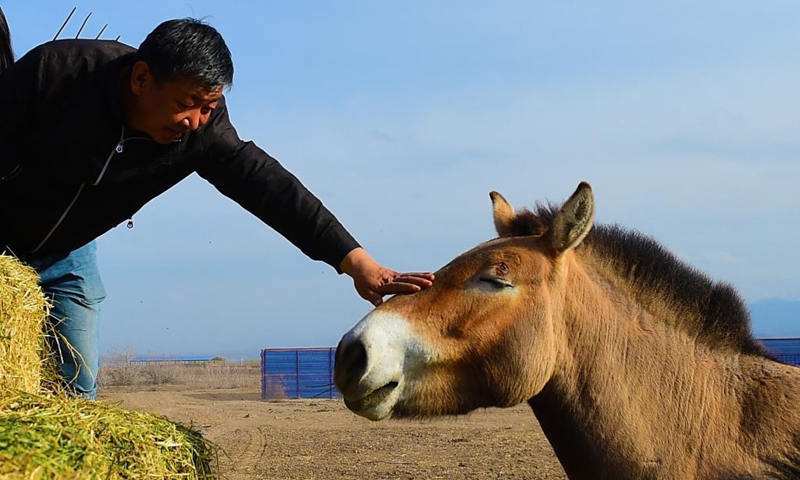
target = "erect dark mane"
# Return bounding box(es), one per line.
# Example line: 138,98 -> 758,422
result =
511,203 -> 768,356
584,224 -> 768,355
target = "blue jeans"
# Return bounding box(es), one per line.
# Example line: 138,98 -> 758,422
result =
28,241 -> 105,399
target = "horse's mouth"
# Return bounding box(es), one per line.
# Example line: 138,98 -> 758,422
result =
343,381 -> 399,420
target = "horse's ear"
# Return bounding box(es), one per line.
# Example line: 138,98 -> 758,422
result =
551,182 -> 595,253
490,191 -> 516,237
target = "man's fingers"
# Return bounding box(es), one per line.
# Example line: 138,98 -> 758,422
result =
359,270 -> 434,306
399,272 -> 435,279
393,273 -> 434,288
375,282 -> 423,295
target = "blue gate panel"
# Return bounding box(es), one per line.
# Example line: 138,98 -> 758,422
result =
760,338 -> 800,366
261,348 -> 339,399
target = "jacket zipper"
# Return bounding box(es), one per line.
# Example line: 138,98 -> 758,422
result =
31,127 -> 127,254
118,130 -> 164,233
0,164 -> 22,182
30,126 -> 181,253
92,126 -> 126,186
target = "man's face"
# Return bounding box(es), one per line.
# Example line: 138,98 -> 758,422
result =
127,61 -> 223,144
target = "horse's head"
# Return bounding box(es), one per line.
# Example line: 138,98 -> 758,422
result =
334,182 -> 595,420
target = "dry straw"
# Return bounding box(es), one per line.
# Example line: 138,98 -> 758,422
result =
0,255 -> 217,479
0,256 -> 50,394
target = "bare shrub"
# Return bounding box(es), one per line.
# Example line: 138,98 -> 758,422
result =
99,366 -> 137,386
140,364 -> 181,385
262,376 -> 288,400
98,347 -> 140,387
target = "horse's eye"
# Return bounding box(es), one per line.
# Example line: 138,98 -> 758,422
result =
496,262 -> 510,276
479,276 -> 514,289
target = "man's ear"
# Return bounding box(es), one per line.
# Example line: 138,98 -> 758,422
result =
130,61 -> 152,95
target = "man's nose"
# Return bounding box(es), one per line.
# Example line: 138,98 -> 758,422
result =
181,111 -> 201,131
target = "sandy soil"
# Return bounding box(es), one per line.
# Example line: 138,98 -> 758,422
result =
98,386 -> 567,480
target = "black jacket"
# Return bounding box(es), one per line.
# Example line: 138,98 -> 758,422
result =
0,39 -> 360,270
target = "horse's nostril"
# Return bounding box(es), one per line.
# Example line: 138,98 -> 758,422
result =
335,339 -> 368,383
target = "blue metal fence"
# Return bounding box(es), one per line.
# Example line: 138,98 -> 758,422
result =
260,339 -> 800,400
760,338 -> 800,366
260,347 -> 338,400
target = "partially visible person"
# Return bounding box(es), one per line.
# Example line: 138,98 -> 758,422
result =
0,11 -> 433,399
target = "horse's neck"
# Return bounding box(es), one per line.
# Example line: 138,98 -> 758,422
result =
529,267 -> 800,480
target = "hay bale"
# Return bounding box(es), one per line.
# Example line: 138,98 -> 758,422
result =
0,255 -> 218,479
0,256 -> 50,394
0,392 -> 216,479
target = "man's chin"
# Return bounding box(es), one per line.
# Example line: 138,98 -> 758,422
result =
152,132 -> 182,144
153,128 -> 185,144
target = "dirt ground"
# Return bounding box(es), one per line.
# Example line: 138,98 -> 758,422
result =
98,386 -> 567,480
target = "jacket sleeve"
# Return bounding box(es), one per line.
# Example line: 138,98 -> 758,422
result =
195,99 -> 361,273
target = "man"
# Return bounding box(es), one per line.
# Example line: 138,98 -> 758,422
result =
0,14 -> 433,399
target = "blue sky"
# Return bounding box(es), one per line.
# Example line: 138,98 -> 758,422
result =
5,1 -> 799,359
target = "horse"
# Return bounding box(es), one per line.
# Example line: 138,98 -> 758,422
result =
333,182 -> 800,480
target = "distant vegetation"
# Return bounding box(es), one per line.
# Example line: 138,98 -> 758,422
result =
99,348 -> 261,389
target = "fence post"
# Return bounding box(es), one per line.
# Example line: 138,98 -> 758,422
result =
329,347 -> 334,399
295,349 -> 300,399
260,349 -> 266,400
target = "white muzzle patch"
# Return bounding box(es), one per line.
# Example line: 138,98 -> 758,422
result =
337,310 -> 431,420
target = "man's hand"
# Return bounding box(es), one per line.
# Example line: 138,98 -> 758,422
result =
340,248 -> 434,306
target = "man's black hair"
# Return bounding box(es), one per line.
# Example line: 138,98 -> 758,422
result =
137,18 -> 233,90
0,6 -> 13,73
